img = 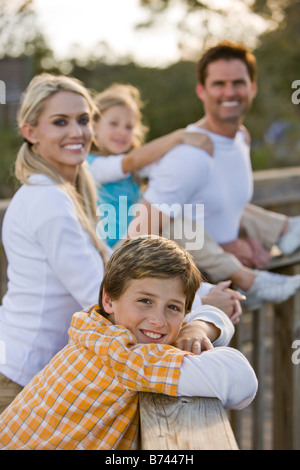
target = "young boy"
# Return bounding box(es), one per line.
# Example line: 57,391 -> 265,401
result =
0,236 -> 257,450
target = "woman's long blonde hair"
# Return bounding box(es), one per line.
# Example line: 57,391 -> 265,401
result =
16,73 -> 108,263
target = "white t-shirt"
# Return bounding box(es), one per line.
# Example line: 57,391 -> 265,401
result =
0,174 -> 105,386
86,154 -> 126,184
144,127 -> 254,244
86,153 -> 151,184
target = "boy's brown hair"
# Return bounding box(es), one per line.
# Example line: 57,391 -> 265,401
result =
98,236 -> 202,315
197,41 -> 257,85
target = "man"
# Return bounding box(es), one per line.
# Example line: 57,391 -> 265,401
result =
127,41 -> 300,310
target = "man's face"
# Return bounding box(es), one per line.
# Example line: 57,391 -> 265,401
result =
196,58 -> 257,126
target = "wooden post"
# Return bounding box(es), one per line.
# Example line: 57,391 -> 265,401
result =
272,262 -> 300,450
252,306 -> 266,449
139,393 -> 239,450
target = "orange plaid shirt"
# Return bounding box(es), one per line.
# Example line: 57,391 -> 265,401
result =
0,305 -> 187,450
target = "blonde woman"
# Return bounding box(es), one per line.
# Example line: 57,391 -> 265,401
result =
0,73 -> 108,411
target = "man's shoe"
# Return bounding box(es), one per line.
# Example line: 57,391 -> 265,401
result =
278,216 -> 300,256
241,270 -> 300,310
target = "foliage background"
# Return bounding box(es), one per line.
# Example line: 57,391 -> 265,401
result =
1,0 -> 300,198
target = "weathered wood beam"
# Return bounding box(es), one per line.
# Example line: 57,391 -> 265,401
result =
139,393 -> 239,450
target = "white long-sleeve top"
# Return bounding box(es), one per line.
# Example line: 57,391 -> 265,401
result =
0,174 -> 105,386
182,305 -> 257,409
178,348 -> 257,409
86,153 -> 151,185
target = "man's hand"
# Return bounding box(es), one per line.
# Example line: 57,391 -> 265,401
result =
247,238 -> 271,269
173,320 -> 219,354
221,238 -> 271,269
221,238 -> 253,267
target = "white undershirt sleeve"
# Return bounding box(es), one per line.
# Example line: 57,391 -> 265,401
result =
177,347 -> 258,409
185,305 -> 234,347
88,155 -> 126,184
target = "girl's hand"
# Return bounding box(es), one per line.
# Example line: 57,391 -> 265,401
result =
182,131 -> 214,156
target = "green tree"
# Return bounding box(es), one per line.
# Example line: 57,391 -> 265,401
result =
0,0 -> 59,74
136,0 -> 266,60
246,0 -> 300,167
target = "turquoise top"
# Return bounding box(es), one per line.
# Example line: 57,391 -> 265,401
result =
86,154 -> 141,247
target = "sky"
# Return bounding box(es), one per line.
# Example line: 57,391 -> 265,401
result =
34,0 -> 183,66
33,0 -> 267,67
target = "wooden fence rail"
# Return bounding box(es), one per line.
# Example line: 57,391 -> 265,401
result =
230,166 -> 300,450
1,166 -> 300,450
139,394 -> 238,450
231,252 -> 300,450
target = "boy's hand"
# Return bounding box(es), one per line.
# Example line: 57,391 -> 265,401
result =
173,321 -> 216,355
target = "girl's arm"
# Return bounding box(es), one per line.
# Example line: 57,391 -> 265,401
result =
122,129 -> 213,174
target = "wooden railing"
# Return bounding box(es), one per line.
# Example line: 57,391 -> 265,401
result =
230,166 -> 300,450
231,251 -> 300,450
139,167 -> 300,450
139,394 -> 238,450
1,166 -> 300,450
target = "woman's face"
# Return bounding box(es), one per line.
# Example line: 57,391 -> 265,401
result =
23,91 -> 93,183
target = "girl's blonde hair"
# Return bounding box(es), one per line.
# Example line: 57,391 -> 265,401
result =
16,72 -> 108,263
91,83 -> 148,154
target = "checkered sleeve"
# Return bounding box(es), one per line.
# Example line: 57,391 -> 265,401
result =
0,306 -> 190,450
70,307 -> 188,396
105,341 -> 186,396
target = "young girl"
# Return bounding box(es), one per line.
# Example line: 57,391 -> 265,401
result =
86,83 -> 213,248
0,73 -> 109,411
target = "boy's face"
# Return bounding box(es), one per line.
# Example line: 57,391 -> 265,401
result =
102,277 -> 186,345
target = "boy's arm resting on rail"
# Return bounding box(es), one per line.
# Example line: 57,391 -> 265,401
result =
174,305 -> 235,354
174,307 -> 257,409
177,347 -> 258,410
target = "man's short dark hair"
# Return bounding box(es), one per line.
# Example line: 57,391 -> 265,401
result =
197,41 -> 257,85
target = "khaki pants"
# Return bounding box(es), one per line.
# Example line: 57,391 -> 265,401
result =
0,372 -> 23,414
240,203 -> 286,250
168,203 -> 287,283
